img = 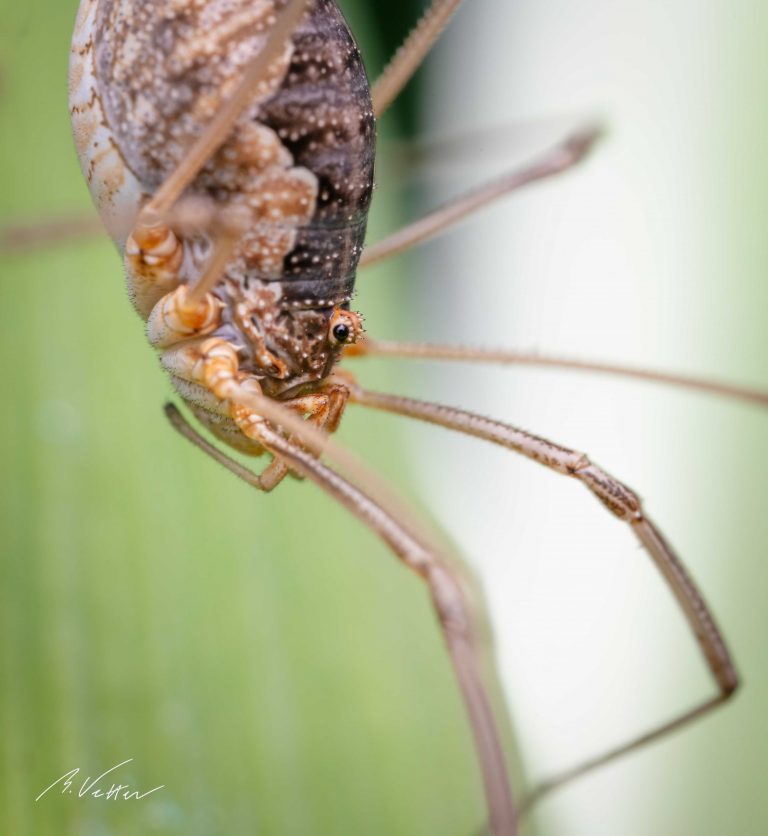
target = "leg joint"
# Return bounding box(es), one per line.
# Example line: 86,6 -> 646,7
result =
575,462 -> 643,521
428,565 -> 471,639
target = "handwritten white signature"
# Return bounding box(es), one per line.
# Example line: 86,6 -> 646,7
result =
36,758 -> 164,802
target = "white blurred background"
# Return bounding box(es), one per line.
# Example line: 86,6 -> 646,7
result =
403,1 -> 768,833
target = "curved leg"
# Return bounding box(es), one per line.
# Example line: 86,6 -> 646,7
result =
344,381 -> 739,811
164,403 -> 278,491
254,384 -> 351,490
360,129 -> 600,269
160,332 -> 351,491
372,0 -> 466,117
164,402 -> 518,835
346,338 -> 768,409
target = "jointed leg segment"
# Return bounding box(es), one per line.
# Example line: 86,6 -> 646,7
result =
372,0 -> 466,117
138,0 -> 311,225
164,400 -> 519,835
126,0 -> 747,826
347,338 -> 768,410
162,336 -> 353,492
345,381 -> 739,810
360,129 -> 601,269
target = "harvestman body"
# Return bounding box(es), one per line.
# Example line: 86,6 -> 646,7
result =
69,0 -> 768,833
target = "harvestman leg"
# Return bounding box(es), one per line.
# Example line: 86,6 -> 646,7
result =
164,402 -> 519,835
360,129 -> 600,269
140,1 -> 582,829
342,379 -> 739,811
368,0 -> 600,269
346,338 -> 768,409
135,0 -> 311,227
160,324 -> 522,831
372,0 -> 466,117
135,0 -> 316,484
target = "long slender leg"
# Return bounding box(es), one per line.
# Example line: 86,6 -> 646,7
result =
138,0 -> 310,225
346,338 -> 768,409
162,338 -> 437,534
359,129 -> 600,269
372,0 -> 466,117
381,115 -> 599,183
164,403 -> 273,491
0,212 -> 103,253
0,115 -> 586,257
345,381 -> 739,811
164,401 -> 518,835
122,0 -> 310,316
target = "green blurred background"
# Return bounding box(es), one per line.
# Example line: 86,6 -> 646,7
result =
1,2 -> 767,836
0,1 -> 497,834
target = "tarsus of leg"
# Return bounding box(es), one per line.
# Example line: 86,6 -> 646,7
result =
372,0 -> 466,118
348,383 -> 739,812
359,129 -> 601,269
348,338 -> 768,410
164,403 -> 271,490
140,0 -> 310,225
163,400 -> 519,835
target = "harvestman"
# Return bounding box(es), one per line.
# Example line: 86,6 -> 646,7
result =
68,0 -> 768,833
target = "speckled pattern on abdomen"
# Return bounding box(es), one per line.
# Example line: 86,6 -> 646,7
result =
93,0 -> 374,306
260,0 -> 375,305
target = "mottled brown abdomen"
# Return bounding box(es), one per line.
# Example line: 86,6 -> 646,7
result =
262,0 -> 375,305
94,0 -> 373,305
86,0 -> 375,387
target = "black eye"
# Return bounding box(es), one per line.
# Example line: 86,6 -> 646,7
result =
332,323 -> 350,343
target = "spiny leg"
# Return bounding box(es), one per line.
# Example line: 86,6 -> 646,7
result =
166,388 -> 343,493
163,399 -> 519,836
246,385 -> 351,491
344,380 -> 739,811
0,116 -> 583,257
160,333 -> 352,492
359,129 -> 600,270
162,337 -> 438,529
138,0 -> 311,225
372,0 -> 466,117
346,338 -> 768,409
